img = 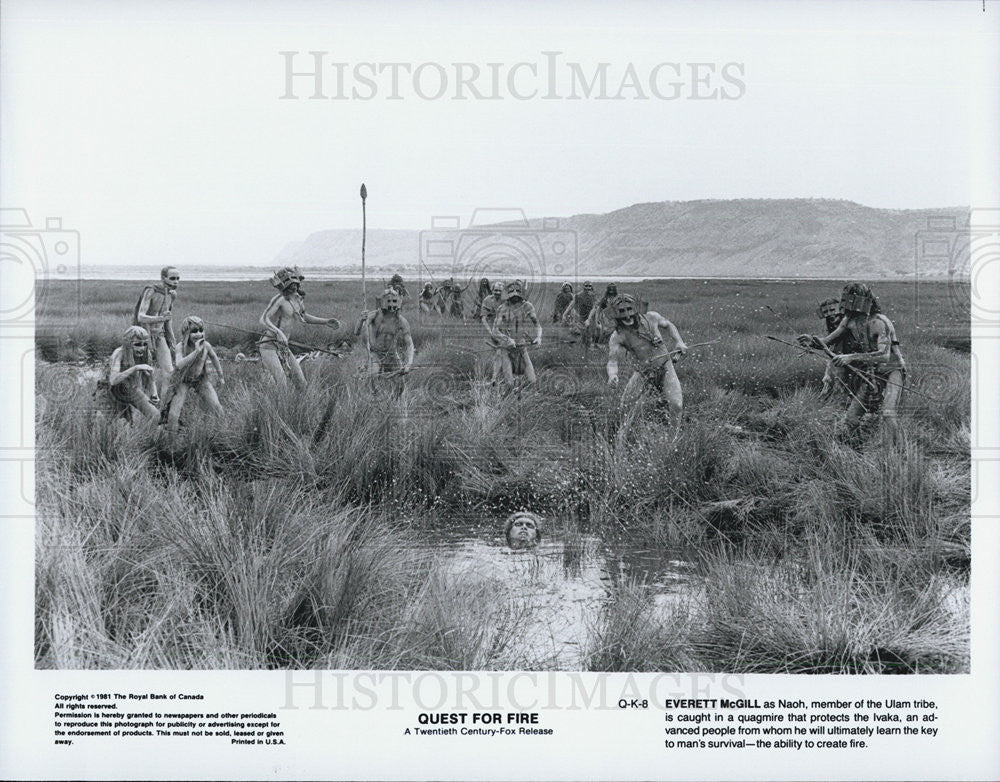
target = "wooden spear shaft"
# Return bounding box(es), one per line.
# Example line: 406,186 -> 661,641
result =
360,183 -> 368,309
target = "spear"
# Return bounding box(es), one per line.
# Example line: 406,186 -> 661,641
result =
765,335 -> 937,403
201,321 -> 344,356
667,338 -> 721,356
360,183 -> 368,310
765,305 -> 877,389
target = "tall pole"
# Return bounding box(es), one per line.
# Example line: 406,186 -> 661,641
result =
360,183 -> 368,309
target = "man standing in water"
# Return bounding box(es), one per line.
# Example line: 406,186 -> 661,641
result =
492,279 -> 542,386
134,266 -> 180,388
258,266 -> 340,390
607,293 -> 688,437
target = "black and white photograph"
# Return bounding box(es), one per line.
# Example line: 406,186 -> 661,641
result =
2,0 -> 998,779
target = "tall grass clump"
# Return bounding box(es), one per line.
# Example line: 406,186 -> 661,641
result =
584,583 -> 697,672
691,530 -> 969,674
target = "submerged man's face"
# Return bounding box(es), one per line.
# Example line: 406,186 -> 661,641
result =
507,514 -> 539,548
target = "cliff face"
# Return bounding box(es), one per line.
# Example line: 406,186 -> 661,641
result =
275,200 -> 970,279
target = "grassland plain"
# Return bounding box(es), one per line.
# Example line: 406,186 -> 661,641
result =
34,278 -> 970,672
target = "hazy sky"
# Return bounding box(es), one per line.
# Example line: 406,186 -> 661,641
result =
1,0 -> 998,268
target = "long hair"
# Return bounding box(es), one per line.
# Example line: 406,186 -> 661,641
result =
118,326 -> 156,396
180,316 -> 205,349
121,325 -> 152,366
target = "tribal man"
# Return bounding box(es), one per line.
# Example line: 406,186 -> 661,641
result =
419,282 -> 436,314
553,283 -> 574,324
564,280 -> 597,351
258,266 -> 340,390
480,280 -> 505,384
606,293 -> 688,437
816,295 -> 852,400
584,282 -> 619,346
134,266 -> 180,388
799,283 -> 906,437
492,279 -> 542,386
472,277 -> 492,320
365,287 -> 415,397
388,273 -> 410,305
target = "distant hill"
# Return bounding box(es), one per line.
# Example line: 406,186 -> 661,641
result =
274,199 -> 970,279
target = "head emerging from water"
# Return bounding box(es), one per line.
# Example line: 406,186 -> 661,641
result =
504,511 -> 542,549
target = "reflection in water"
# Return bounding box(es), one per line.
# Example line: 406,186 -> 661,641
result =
414,523 -> 694,668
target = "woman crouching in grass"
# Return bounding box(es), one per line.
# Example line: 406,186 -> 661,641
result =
161,316 -> 225,434
95,325 -> 160,423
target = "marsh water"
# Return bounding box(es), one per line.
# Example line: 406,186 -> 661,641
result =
413,517 -> 697,669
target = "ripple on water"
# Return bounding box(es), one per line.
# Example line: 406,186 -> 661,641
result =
412,522 -> 696,668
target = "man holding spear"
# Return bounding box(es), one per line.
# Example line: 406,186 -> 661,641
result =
258,266 -> 340,389
491,279 -> 542,386
606,293 -> 688,438
797,282 -> 906,437
365,287 -> 414,397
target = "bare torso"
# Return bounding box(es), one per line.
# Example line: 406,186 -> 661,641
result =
613,318 -> 671,363
370,312 -> 411,358
495,301 -> 539,344
261,294 -> 304,342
